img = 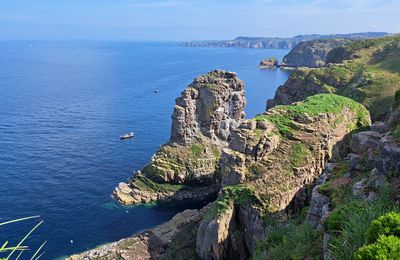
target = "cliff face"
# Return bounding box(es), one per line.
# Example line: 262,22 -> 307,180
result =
114,70 -> 246,205
268,35 -> 400,121
70,94 -> 370,260
195,94 -> 370,259
281,39 -> 351,68
170,70 -> 246,145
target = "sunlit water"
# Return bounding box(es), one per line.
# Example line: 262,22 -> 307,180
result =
0,41 -> 290,259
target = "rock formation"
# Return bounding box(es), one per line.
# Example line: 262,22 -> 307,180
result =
114,70 -> 246,205
170,70 -> 246,145
281,38 -> 351,68
67,204 -> 214,260
195,94 -> 370,259
258,58 -> 278,69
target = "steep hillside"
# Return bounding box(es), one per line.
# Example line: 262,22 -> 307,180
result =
268,35 -> 400,121
281,38 -> 352,68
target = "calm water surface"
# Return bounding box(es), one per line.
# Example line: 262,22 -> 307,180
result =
0,41 -> 290,259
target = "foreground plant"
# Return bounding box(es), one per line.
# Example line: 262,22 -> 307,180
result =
0,216 -> 46,259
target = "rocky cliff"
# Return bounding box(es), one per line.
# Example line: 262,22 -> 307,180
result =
69,36 -> 400,260
114,70 -> 246,205
281,38 -> 351,68
268,35 -> 400,121
70,93 -> 371,260
182,32 -> 388,49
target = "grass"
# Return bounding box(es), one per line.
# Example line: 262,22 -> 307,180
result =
290,143 -> 312,168
327,182 -> 397,259
284,36 -> 400,120
134,174 -> 188,193
191,144 -> 204,157
0,216 -> 46,260
257,94 -> 370,138
214,185 -> 256,216
254,222 -> 322,260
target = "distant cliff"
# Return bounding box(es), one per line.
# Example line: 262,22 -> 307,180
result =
182,32 -> 389,49
281,38 -> 352,68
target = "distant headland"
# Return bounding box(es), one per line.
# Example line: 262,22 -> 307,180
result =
181,32 -> 389,49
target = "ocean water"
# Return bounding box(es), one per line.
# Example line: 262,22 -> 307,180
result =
0,41 -> 290,259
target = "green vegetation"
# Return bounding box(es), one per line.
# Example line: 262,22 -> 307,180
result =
276,94 -> 370,127
354,235 -> 400,260
135,174 -> 188,193
254,222 -> 322,260
290,143 -> 312,168
325,201 -> 367,232
258,94 -> 370,137
326,182 -> 397,259
391,124 -> 400,138
258,94 -> 370,138
366,212 -> 400,243
215,185 -> 256,216
191,144 -> 204,157
256,113 -> 295,138
286,36 -> 400,119
0,216 -> 46,259
317,162 -> 352,207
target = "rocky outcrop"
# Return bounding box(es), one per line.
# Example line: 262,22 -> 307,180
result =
171,70 -> 246,145
281,39 -> 351,68
194,94 -> 371,259
258,58 -> 278,69
114,70 -> 246,205
68,204 -> 214,260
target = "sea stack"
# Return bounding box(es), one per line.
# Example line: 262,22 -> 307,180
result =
258,57 -> 278,68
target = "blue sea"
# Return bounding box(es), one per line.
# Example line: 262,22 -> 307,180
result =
0,41 -> 290,259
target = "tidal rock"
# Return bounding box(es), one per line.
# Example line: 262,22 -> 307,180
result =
258,58 -> 278,69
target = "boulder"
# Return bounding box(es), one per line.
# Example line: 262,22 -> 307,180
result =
350,131 -> 382,155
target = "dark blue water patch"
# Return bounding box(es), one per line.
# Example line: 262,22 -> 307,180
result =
0,41 -> 290,259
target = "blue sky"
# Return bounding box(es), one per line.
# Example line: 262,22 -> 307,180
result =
0,0 -> 399,40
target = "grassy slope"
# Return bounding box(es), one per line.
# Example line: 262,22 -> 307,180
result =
288,35 -> 400,120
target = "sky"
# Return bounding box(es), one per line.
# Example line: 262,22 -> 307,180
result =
0,0 -> 399,41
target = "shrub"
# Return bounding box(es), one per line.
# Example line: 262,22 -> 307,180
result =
366,212 -> 400,243
354,235 -> 400,260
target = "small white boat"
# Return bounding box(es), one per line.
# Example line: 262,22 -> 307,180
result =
120,132 -> 134,140
154,90 -> 159,94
